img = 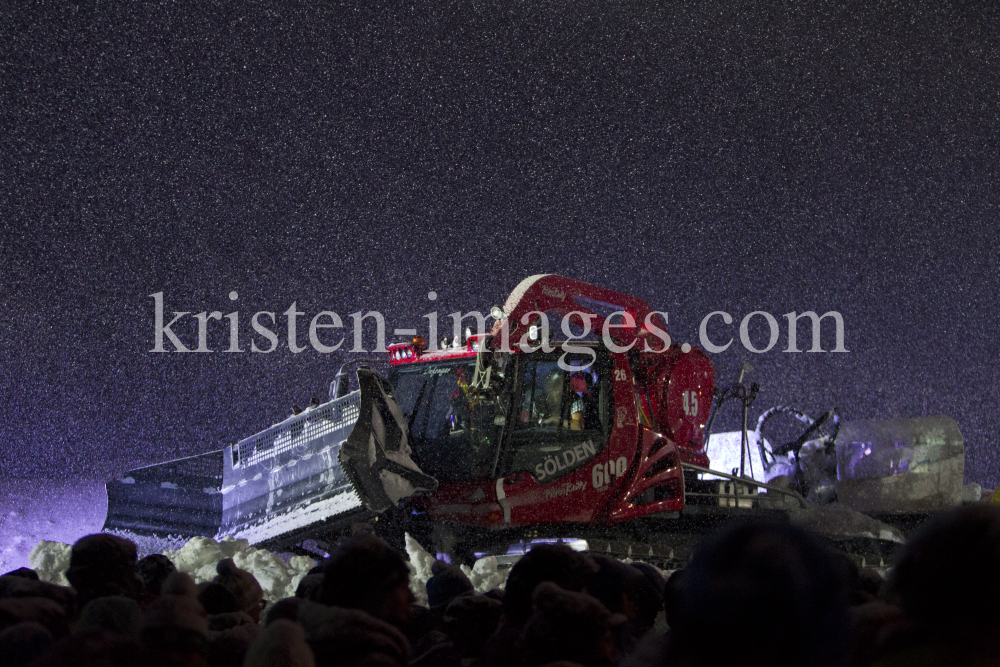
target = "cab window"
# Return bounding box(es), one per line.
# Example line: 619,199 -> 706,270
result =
500,349 -> 613,484
390,362 -> 500,483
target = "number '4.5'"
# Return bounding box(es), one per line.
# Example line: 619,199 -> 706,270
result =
682,390 -> 699,417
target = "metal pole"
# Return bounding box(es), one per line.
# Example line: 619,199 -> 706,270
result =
736,363 -> 753,481
740,391 -> 748,479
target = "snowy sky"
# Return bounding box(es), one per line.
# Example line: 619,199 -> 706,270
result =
2,2 -> 999,486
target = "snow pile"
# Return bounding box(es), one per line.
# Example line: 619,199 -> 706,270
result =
28,532 -> 601,606
163,536 -> 315,601
404,533 -> 437,606
403,533 -> 509,603
27,535 -> 315,602
28,540 -> 72,586
460,556 -> 508,594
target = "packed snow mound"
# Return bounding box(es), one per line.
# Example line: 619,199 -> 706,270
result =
403,533 -> 510,605
29,531 -> 508,606
28,540 -> 72,586
28,535 -> 315,602
162,536 -> 316,602
461,556 -> 508,594
30,532 -> 661,607
405,533 -> 437,607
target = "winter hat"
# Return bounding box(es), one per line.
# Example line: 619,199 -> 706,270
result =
265,597 -> 303,626
530,582 -> 627,636
503,543 -> 598,625
163,569 -> 200,598
410,629 -> 462,667
2,568 -> 39,581
630,562 -> 666,597
442,593 -> 503,658
198,581 -> 240,615
667,520 -> 849,667
319,535 -> 410,610
0,622 -> 53,667
243,619 -> 316,667
213,558 -> 264,616
0,575 -> 76,613
135,554 -> 176,598
140,571 -> 209,637
66,534 -> 140,603
294,574 -> 324,600
517,583 -> 625,667
586,554 -> 643,615
73,596 -> 141,639
425,560 -> 474,609
205,610 -> 263,667
0,597 -> 70,638
297,599 -> 409,667
628,562 -> 666,634
885,503 -> 1000,652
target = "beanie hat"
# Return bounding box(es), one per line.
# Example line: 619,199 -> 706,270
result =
0,621 -> 53,667
141,571 -> 209,637
294,574 -> 324,601
319,535 -> 410,610
66,534 -> 140,602
74,596 -> 141,639
297,600 -> 409,666
213,558 -> 264,615
67,535 -> 137,578
198,581 -> 240,615
0,597 -> 70,638
517,583 -> 625,667
442,593 -> 503,658
136,554 -> 176,598
426,561 -> 474,609
0,574 -> 76,613
530,581 -> 627,636
243,619 -> 316,667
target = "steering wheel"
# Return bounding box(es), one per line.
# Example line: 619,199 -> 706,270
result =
754,406 -> 840,473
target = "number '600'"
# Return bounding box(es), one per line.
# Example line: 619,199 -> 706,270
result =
593,457 -> 628,488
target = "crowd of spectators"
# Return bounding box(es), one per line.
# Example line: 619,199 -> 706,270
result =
2,502 -> 999,666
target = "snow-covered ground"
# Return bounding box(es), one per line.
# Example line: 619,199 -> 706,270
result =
0,477 -> 108,574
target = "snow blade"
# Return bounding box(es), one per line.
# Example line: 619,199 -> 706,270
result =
338,367 -> 438,512
103,450 -> 224,537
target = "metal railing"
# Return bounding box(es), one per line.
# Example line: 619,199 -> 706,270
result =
680,462 -> 810,509
236,392 -> 361,468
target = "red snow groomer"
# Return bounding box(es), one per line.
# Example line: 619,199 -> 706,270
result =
374,274 -> 728,561
105,276 -> 964,565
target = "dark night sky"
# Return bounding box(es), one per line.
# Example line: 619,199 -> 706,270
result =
1,2 -> 998,486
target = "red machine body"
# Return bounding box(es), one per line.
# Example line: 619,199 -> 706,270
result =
384,275 -> 715,534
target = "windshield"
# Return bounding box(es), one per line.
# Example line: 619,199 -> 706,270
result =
389,360 -> 505,483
